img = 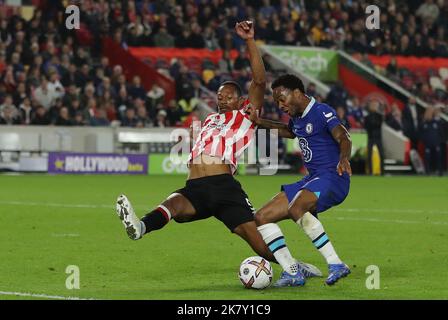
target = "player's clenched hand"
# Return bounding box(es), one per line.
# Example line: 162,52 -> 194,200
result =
337,157 -> 352,176
245,104 -> 260,124
235,20 -> 254,40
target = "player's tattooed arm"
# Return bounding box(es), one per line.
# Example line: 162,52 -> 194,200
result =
235,21 -> 266,111
246,105 -> 295,138
331,124 -> 352,176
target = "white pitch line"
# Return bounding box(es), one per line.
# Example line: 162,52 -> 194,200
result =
1,200 -> 447,214
1,200 -> 448,225
0,201 -> 111,209
0,290 -> 95,300
51,233 -> 80,237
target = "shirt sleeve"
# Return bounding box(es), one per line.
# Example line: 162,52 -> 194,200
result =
319,104 -> 341,132
287,118 -> 295,132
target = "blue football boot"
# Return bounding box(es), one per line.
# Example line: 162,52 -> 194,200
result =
326,263 -> 351,285
273,269 -> 306,287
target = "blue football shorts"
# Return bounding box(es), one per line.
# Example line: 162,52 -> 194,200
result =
281,171 -> 350,215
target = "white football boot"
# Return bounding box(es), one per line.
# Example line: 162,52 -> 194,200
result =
116,194 -> 143,240
297,260 -> 323,278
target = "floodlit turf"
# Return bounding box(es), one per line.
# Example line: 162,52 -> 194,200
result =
0,174 -> 447,300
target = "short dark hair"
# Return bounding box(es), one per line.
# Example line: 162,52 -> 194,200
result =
220,80 -> 242,97
271,74 -> 305,93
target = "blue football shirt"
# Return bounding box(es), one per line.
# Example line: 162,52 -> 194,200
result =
288,97 -> 341,173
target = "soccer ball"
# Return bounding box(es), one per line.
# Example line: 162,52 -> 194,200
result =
238,256 -> 273,289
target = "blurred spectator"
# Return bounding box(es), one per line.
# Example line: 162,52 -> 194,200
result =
386,56 -> 399,80
68,99 -> 85,119
73,111 -> 87,126
364,100 -> 384,175
128,75 -> 146,100
48,71 -> 65,99
191,77 -> 203,99
13,82 -> 27,107
136,104 -> 151,128
336,106 -> 351,131
260,0 -> 276,19
327,81 -> 348,110
147,83 -> 166,111
360,53 -> 374,69
121,108 -> 139,127
19,97 -> 33,125
33,77 -> 57,110
234,47 -> 250,71
97,77 -> 116,100
402,96 -> 422,149
61,63 -> 83,88
31,105 -> 51,125
178,93 -> 199,118
397,35 -> 412,56
175,28 -> 192,48
55,106 -> 73,126
153,27 -> 175,48
420,107 -> 444,175
306,82 -> 317,97
114,87 -> 128,113
113,74 -> 128,94
0,94 -> 17,114
207,69 -> 224,92
0,104 -> 21,125
385,103 -> 403,131
154,109 -> 168,128
203,26 -> 220,51
49,98 -> 65,123
166,99 -> 183,126
347,96 -> 365,127
182,107 -> 200,128
416,0 -> 440,25
218,50 -> 234,74
90,108 -> 110,127
189,23 -> 205,49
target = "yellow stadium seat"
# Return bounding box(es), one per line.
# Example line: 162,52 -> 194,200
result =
20,6 -> 35,21
202,69 -> 215,84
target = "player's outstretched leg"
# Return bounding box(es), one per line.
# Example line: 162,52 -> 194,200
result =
255,192 -> 322,287
115,193 -> 196,240
116,194 -> 145,240
289,190 -> 350,285
234,220 -> 306,287
235,221 -> 306,287
233,221 -> 277,264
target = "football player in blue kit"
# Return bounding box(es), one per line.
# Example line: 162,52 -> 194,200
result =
247,74 -> 352,287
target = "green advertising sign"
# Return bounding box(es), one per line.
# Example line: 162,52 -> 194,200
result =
265,46 -> 338,82
149,154 -> 188,175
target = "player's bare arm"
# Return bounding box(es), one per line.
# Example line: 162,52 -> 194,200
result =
331,124 -> 352,176
246,105 -> 295,138
235,21 -> 266,110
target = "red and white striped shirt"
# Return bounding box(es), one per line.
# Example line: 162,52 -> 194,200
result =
188,99 -> 256,175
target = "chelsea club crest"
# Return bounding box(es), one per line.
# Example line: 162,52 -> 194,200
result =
305,123 -> 313,134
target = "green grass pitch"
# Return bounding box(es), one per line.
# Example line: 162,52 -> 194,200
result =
0,174 -> 447,300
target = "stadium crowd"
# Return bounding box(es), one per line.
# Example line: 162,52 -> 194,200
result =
0,0 -> 447,145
